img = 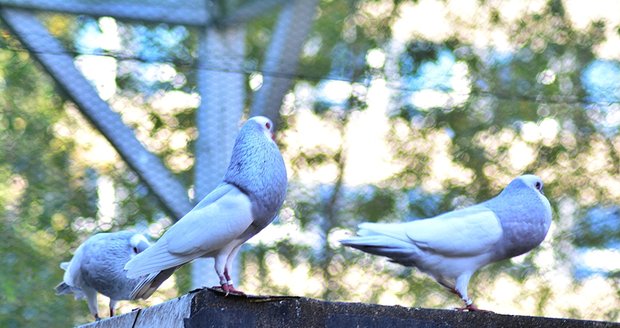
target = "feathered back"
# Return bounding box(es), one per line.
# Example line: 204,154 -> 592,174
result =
224,118 -> 287,226
79,232 -> 148,300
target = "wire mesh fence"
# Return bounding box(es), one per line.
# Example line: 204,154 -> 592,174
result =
0,0 -> 619,326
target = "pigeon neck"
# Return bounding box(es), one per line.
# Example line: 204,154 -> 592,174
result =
484,184 -> 552,260
223,126 -> 287,223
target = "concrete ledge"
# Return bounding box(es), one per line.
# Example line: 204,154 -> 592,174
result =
80,288 -> 619,328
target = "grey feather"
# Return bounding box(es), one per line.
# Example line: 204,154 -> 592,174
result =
341,174 -> 552,310
56,231 -> 151,318
54,282 -> 73,295
483,177 -> 552,259
224,119 -> 288,226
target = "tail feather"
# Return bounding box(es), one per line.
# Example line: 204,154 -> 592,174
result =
125,239 -> 193,278
54,282 -> 72,295
341,223 -> 419,265
130,267 -> 177,300
357,222 -> 410,242
55,282 -> 87,300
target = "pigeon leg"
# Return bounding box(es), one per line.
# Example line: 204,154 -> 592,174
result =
109,299 -> 117,317
213,253 -> 231,295
83,287 -> 100,321
448,287 -> 477,311
452,272 -> 489,312
223,268 -> 245,295
223,244 -> 245,295
453,292 -> 491,312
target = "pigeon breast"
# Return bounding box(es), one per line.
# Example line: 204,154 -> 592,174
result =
224,122 -> 287,228
483,179 -> 552,260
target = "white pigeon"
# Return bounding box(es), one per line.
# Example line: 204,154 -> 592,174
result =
55,231 -> 150,320
340,175 -> 552,311
125,116 -> 287,299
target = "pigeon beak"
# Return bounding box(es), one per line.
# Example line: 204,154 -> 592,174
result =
271,132 -> 275,141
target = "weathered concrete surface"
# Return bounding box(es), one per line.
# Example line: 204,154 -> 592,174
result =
80,292 -> 192,328
79,288 -> 619,328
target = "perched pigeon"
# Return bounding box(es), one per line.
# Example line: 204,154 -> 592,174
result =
341,175 -> 552,311
125,116 -> 287,299
55,231 -> 150,320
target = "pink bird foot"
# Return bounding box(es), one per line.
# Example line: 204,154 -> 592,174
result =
226,284 -> 246,295
455,303 -> 492,312
212,284 -> 246,296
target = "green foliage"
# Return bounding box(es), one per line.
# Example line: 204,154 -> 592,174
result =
1,0 -> 619,325
0,42 -> 86,326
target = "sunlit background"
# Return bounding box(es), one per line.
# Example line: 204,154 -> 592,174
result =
1,0 -> 619,326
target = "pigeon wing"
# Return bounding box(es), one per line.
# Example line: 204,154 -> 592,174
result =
166,184 -> 253,255
403,205 -> 503,257
124,184 -> 253,278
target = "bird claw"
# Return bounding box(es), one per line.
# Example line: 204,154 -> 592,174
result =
212,284 -> 246,296
454,303 -> 491,312
227,285 -> 246,295
222,283 -> 246,296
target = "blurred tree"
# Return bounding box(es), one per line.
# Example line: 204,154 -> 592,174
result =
0,33 -> 88,326
0,0 -> 619,326
242,0 -> 620,321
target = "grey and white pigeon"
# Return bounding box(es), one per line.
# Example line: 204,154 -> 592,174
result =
55,231 -> 151,320
340,175 -> 552,311
124,116 -> 287,299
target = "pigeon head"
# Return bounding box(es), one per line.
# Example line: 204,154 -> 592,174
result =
517,174 -> 545,195
501,174 -> 545,196
247,116 -> 275,141
484,174 -> 552,260
129,234 -> 150,254
224,116 -> 288,224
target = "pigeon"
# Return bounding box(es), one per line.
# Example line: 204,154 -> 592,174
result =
340,175 -> 552,311
55,231 -> 151,320
125,116 -> 288,299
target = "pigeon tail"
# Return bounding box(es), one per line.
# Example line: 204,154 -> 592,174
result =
357,222 -> 412,242
340,234 -> 419,265
129,267 -> 177,300
55,282 -> 72,295
55,281 -> 87,300
124,238 -> 192,278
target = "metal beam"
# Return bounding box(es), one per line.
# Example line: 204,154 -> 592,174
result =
218,0 -> 290,27
0,0 -> 208,26
0,8 -> 193,219
0,0 -> 289,27
250,0 -> 318,125
194,32 -> 246,201
191,25 -> 247,289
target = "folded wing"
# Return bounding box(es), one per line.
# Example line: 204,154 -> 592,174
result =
343,205 -> 503,264
124,184 -> 253,278
403,205 -> 503,257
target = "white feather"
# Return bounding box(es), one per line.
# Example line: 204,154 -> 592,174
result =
124,184 -> 253,278
129,234 -> 149,248
403,205 -> 502,256
62,242 -> 87,288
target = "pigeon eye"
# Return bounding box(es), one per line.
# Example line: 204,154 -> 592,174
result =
535,181 -> 542,191
133,247 -> 138,253
265,122 -> 271,130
